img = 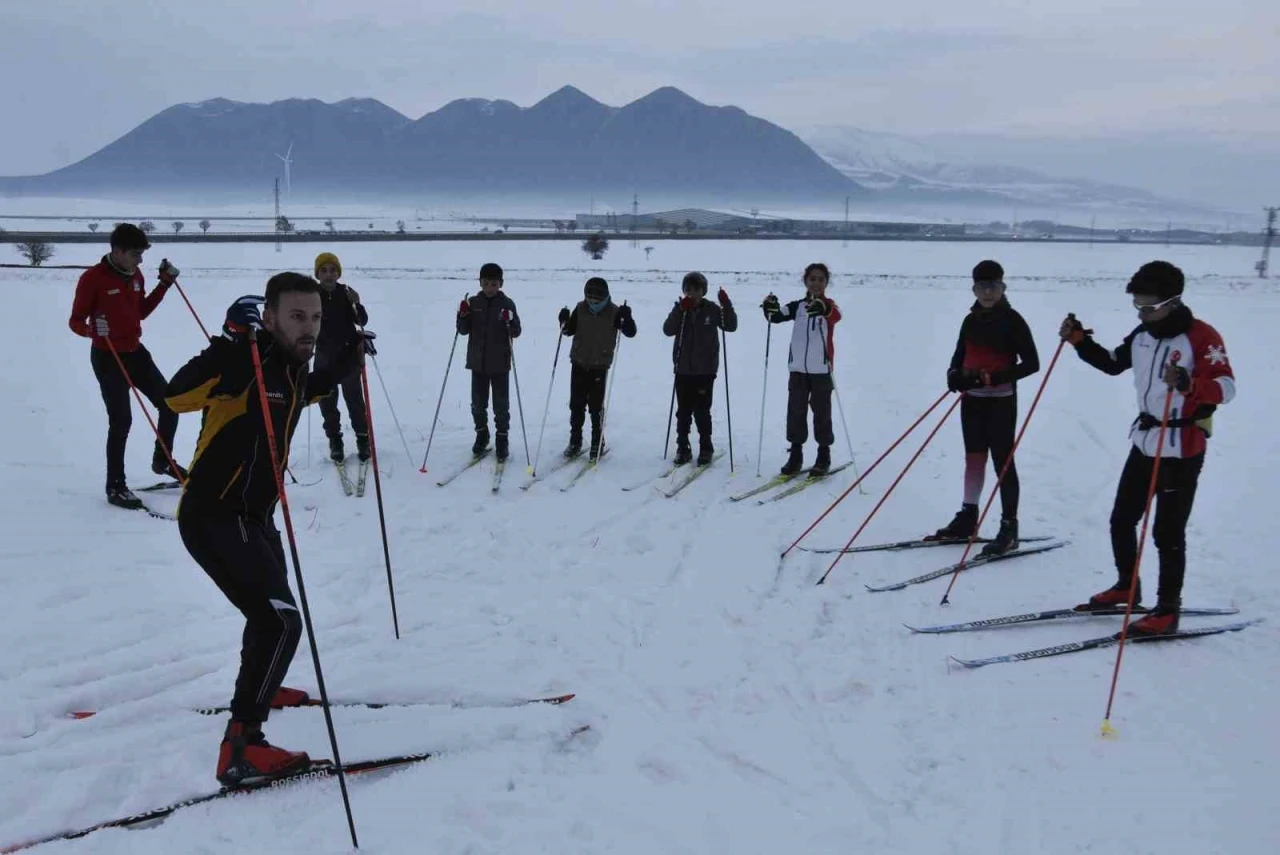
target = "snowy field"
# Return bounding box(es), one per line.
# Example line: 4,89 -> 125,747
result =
2,237 -> 1277,853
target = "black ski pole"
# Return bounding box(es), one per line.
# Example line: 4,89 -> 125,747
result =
420,293 -> 464,473
509,326 -> 531,467
663,309 -> 688,459
755,319 -> 772,477
722,325 -> 734,472
357,337 -> 400,639
249,328 -> 358,848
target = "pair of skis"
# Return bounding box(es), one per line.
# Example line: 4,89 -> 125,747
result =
333,457 -> 370,497
621,451 -> 726,497
730,461 -> 853,505
911,605 -> 1262,669
68,692 -> 575,720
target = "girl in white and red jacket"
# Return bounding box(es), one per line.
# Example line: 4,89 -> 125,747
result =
1061,260 -> 1236,636
761,263 -> 842,476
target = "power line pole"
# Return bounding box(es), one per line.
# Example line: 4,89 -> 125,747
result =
631,193 -> 639,247
1258,206 -> 1277,278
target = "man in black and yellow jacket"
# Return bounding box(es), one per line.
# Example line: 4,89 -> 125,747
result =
165,272 -> 375,786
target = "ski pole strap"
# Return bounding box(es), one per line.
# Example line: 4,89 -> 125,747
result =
1132,412 -> 1204,431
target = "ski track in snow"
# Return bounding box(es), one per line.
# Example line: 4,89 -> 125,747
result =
2,238 -> 1278,853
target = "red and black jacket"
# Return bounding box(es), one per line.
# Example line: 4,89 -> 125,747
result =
68,256 -> 170,352
949,297 -> 1040,394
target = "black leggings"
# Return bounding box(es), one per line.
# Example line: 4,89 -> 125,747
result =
675,374 -> 715,441
90,345 -> 179,488
179,502 -> 302,724
1109,445 -> 1204,604
960,393 -> 1019,520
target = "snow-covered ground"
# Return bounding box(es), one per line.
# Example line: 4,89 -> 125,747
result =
2,237 -> 1276,853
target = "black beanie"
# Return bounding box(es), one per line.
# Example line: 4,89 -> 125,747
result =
479,262 -> 503,282
682,271 -> 708,294
972,259 -> 1003,282
584,277 -> 609,300
110,222 -> 151,251
1126,261 -> 1184,299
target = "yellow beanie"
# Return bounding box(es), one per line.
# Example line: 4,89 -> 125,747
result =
314,252 -> 342,277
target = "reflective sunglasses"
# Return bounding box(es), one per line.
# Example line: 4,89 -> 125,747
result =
1133,294 -> 1179,315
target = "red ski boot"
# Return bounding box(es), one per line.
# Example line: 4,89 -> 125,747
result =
1075,580 -> 1141,612
1128,603 -> 1180,636
270,686 -> 311,708
217,721 -> 310,786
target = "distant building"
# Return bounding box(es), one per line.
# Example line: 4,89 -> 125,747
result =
574,208 -> 965,236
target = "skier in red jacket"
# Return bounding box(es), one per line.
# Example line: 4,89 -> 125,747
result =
68,223 -> 186,509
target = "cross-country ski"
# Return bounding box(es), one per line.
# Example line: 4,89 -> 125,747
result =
907,605 -> 1240,634
435,450 -> 490,487
864,539 -> 1069,592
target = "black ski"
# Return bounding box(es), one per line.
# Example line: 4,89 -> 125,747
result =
864,539 -> 1069,592
907,605 -> 1241,634
137,480 -> 182,492
334,458 -> 355,496
69,692 -> 575,720
801,535 -> 1056,555
950,618 -> 1263,668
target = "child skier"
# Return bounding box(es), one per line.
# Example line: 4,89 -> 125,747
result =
662,272 -> 737,465
457,262 -> 521,461
1061,261 -> 1236,635
313,252 -> 371,465
556,277 -> 636,460
761,263 -> 841,475
930,259 -> 1040,557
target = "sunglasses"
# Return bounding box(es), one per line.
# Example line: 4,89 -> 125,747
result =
1133,294 -> 1179,315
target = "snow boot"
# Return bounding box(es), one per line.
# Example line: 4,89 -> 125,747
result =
697,436 -> 714,466
355,434 -> 371,463
589,414 -> 603,461
106,483 -> 143,510
328,435 -> 345,463
1128,601 -> 1180,636
978,518 -> 1019,558
811,445 -> 831,475
495,432 -> 510,462
269,686 -> 311,709
927,503 -> 978,541
780,445 -> 804,476
152,450 -> 188,481
216,720 -> 310,787
674,435 -> 693,466
1075,579 -> 1141,612
472,428 -> 490,456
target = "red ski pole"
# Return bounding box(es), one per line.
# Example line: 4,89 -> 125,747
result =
103,337 -> 186,485
782,389 -> 950,559
816,394 -> 961,586
1100,354 -> 1179,738
938,339 -> 1066,605
173,280 -> 211,341
247,328 -> 359,847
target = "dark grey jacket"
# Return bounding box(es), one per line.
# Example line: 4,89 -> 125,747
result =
563,299 -> 637,370
662,298 -> 738,376
457,291 -> 521,374
316,283 -> 369,371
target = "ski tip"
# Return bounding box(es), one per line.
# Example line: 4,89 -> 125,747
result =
69,711 -> 96,719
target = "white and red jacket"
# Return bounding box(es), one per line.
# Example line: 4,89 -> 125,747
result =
768,296 -> 842,374
1075,306 -> 1235,458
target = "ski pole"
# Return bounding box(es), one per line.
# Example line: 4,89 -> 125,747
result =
1101,353 -> 1178,738
173,279 -> 211,341
664,309 -> 687,459
358,352 -> 401,639
248,327 -> 359,848
369,354 -> 415,469
783,389 -> 951,560
756,321 -> 772,477
508,328 -> 531,467
103,337 -> 186,486
419,297 -> 464,473
599,314 -> 625,457
721,325 -> 735,472
819,322 -> 863,495
815,393 -> 961,586
939,339 -> 1066,605
530,322 -> 566,477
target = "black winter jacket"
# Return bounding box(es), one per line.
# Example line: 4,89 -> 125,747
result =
457,291 -> 521,374
662,298 -> 738,376
316,283 -> 369,371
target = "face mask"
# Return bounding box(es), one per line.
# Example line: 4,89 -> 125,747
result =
586,298 -> 608,314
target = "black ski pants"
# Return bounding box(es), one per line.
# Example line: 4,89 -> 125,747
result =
675,374 -> 715,446
179,499 -> 302,725
568,365 -> 607,440
318,368 -> 368,441
1110,445 -> 1204,605
960,393 -> 1020,519
471,371 -> 510,435
90,345 -> 179,489
786,372 -> 833,448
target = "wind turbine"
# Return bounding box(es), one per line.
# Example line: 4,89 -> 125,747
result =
275,142 -> 293,198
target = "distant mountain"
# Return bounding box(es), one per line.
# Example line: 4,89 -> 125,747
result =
799,125 -> 1223,217
0,87 -> 861,202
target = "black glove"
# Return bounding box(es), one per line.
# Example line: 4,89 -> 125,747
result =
947,369 -> 982,392
761,293 -> 780,318
357,330 -> 377,356
558,307 -> 571,327
806,296 -> 831,317
223,295 -> 263,342
615,304 -> 632,325
1060,313 -> 1088,345
1164,363 -> 1190,392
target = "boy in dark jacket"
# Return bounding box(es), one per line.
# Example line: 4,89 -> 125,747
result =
762,263 -> 841,475
662,272 -> 738,465
458,262 -> 521,461
557,277 -> 637,460
314,252 -> 371,464
931,259 -> 1040,557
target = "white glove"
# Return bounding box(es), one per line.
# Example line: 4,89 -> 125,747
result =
94,315 -> 110,337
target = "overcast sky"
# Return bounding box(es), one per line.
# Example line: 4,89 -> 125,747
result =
2,0 -> 1276,178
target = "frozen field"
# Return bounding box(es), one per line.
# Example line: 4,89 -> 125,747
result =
1,237 -> 1276,853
